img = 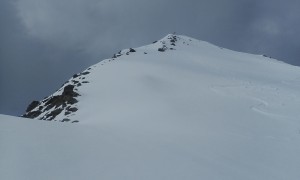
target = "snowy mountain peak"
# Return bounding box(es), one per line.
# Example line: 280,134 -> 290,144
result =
4,34 -> 300,180
22,34 -> 300,123
21,34 -> 193,122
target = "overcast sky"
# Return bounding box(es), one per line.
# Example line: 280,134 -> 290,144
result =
1,0 -> 300,116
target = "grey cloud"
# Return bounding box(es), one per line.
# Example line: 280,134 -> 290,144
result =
14,0 -> 262,55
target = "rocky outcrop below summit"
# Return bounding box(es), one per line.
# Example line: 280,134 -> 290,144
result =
22,69 -> 92,122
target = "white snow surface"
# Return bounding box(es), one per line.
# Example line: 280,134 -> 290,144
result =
1,34 -> 300,179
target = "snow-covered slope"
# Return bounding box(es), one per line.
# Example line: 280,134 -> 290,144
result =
2,34 -> 300,179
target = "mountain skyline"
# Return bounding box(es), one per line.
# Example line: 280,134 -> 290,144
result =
21,34 -> 300,123
1,34 -> 300,179
1,0 -> 300,115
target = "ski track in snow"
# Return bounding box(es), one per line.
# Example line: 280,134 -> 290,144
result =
210,80 -> 299,120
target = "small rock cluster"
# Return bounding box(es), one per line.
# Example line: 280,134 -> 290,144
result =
157,34 -> 178,52
112,48 -> 137,59
262,54 -> 273,59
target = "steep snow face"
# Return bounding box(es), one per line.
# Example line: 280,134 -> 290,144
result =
5,34 -> 300,179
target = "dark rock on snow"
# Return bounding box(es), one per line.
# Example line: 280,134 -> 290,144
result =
129,48 -> 136,52
26,101 -> 39,112
22,84 -> 79,121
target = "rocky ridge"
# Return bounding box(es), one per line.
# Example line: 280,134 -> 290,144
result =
22,69 -> 92,123
22,34 -> 196,123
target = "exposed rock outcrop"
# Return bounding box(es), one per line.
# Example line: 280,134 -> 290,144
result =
22,84 -> 80,120
22,69 -> 92,122
25,101 -> 39,112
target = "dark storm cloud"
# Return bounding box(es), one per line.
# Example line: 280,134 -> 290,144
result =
1,0 -> 300,115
